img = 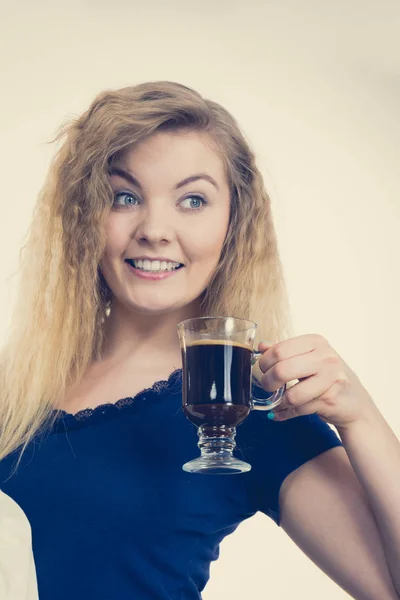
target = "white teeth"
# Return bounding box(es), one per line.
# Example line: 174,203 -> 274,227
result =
132,259 -> 181,272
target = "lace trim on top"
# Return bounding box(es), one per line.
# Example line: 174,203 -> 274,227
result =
50,367 -> 183,433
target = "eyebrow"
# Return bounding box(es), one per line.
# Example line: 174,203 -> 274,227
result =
108,166 -> 219,191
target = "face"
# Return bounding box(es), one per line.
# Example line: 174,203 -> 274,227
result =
100,129 -> 231,317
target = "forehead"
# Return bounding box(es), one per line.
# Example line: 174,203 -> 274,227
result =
114,130 -> 227,180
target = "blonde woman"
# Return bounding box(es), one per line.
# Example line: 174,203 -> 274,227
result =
0,82 -> 399,600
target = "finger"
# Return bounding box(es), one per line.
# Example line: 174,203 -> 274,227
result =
258,333 -> 327,373
277,372 -> 332,409
259,352 -> 322,393
258,340 -> 274,350
273,398 -> 322,421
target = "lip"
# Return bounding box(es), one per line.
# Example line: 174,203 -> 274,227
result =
127,256 -> 184,264
126,261 -> 184,280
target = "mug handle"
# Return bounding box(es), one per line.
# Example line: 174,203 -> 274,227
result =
250,350 -> 286,411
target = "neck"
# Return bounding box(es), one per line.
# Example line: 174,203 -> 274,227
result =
100,297 -> 201,365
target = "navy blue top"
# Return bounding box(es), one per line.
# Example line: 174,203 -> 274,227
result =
0,368 -> 342,599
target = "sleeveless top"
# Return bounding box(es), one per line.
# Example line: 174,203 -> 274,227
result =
0,369 -> 342,599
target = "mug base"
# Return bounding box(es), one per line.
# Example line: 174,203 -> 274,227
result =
182,455 -> 252,474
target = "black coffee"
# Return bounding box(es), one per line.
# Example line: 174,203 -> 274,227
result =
181,340 -> 252,428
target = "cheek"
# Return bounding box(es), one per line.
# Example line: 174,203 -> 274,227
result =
187,220 -> 229,265
99,218 -> 128,277
103,216 -> 129,258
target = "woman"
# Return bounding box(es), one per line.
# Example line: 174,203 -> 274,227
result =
0,81 -> 399,599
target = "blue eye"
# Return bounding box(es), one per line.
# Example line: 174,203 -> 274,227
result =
180,195 -> 208,211
112,192 -> 208,211
113,192 -> 138,207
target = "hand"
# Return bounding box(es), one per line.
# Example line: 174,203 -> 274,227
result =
257,334 -> 378,429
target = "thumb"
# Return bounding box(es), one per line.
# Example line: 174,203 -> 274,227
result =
257,340 -> 274,351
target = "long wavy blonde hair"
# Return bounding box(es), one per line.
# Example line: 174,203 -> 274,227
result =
0,81 -> 294,462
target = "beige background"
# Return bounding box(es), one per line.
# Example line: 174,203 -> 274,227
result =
1,1 -> 399,598
0,491 -> 38,600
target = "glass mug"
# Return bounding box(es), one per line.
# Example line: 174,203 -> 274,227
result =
176,316 -> 286,474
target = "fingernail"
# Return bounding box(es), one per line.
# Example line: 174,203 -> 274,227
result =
267,412 -> 275,420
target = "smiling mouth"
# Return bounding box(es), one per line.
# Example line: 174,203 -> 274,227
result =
125,259 -> 184,272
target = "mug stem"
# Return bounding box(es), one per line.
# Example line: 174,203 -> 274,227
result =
198,425 -> 237,459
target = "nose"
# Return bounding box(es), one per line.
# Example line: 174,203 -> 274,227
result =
132,204 -> 175,245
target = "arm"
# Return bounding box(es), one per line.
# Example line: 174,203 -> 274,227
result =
337,408 -> 400,593
279,443 -> 400,600
258,335 -> 400,596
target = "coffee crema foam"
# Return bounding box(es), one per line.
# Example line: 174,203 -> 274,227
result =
185,339 -> 252,351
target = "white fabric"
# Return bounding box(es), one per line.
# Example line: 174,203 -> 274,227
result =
0,490 -> 39,600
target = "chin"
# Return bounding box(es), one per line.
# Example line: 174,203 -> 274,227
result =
110,286 -> 205,316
